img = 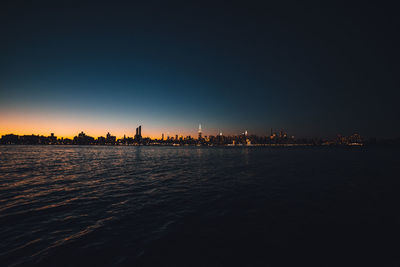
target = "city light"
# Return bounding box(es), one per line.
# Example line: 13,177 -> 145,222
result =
0,125 -> 365,146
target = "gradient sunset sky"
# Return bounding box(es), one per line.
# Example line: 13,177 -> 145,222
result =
1,2 -> 399,138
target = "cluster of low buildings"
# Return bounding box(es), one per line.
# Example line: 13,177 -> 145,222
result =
0,133 -> 58,145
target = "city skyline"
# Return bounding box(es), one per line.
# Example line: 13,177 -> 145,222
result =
1,124 -> 367,147
0,107 -> 377,139
0,123 -> 364,140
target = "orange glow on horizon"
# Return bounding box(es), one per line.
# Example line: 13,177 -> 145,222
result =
0,111 -> 203,140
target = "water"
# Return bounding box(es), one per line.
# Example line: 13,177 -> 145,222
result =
0,145 -> 399,266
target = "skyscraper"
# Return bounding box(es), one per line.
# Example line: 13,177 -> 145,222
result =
134,125 -> 142,141
198,124 -> 202,140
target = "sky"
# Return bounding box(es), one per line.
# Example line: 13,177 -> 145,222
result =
1,1 -> 399,139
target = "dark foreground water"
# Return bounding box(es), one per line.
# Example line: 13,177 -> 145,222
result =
0,146 -> 399,266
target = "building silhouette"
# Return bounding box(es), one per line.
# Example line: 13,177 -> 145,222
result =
134,125 -> 142,142
106,132 -> 116,144
73,131 -> 94,145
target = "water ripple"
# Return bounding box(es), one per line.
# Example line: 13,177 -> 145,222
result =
1,145 -> 399,266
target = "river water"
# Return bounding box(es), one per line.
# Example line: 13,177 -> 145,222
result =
0,145 -> 399,266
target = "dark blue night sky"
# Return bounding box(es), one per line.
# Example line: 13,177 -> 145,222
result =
1,2 -> 399,138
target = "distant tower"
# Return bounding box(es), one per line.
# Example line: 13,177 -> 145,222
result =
162,133 -> 164,141
198,124 -> 202,140
135,125 -> 142,141
245,130 -> 248,136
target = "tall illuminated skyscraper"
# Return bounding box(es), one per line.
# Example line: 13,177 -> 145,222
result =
198,124 -> 202,140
